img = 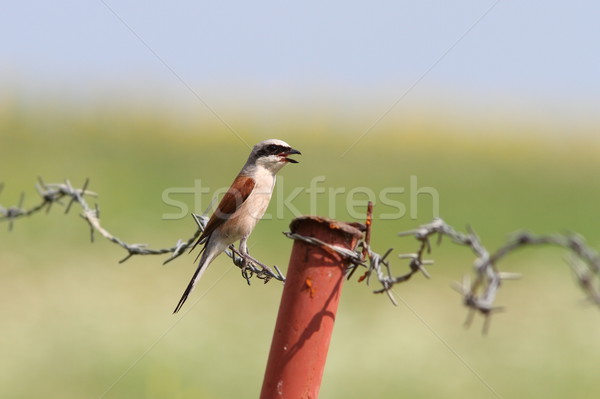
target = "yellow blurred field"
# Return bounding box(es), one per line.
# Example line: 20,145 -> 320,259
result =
1,101 -> 600,398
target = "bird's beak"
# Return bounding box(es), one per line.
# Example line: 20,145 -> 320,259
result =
282,148 -> 301,164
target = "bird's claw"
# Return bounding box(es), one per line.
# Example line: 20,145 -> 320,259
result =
240,254 -> 254,285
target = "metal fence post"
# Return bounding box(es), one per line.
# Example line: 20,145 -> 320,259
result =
260,216 -> 364,399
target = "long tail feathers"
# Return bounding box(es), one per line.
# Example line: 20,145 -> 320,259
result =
173,250 -> 211,314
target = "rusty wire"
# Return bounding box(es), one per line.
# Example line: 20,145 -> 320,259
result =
286,204 -> 600,333
392,219 -> 600,332
2,181 -> 600,332
344,212 -> 600,333
0,178 -> 284,283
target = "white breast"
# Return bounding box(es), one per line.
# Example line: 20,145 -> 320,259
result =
221,169 -> 276,241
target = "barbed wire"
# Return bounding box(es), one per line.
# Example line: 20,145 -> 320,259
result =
2,180 -> 599,333
286,203 -> 600,333
394,219 -> 600,333
0,178 -> 284,283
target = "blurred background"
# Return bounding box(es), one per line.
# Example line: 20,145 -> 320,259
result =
1,1 -> 600,398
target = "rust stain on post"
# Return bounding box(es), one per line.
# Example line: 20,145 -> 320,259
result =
260,216 -> 364,399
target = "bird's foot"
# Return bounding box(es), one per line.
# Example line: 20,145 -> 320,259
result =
239,252 -> 255,285
230,246 -> 284,284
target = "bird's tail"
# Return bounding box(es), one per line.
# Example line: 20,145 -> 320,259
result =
173,245 -> 219,314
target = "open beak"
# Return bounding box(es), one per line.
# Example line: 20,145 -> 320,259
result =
282,148 -> 301,164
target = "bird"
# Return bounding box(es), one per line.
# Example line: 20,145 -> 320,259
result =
173,139 -> 301,313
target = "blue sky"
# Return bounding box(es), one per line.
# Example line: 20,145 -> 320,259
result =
1,1 -> 598,116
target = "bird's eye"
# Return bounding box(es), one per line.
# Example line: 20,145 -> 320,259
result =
268,144 -> 278,153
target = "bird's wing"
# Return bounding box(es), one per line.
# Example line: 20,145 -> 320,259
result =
189,175 -> 256,253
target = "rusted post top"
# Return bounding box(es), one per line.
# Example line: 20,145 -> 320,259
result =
289,215 -> 366,240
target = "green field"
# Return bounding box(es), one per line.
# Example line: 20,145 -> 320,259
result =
1,100 -> 600,398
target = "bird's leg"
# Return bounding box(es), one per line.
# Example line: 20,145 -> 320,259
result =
239,237 -> 249,257
239,237 -> 250,265
238,237 -> 263,265
238,237 -> 254,283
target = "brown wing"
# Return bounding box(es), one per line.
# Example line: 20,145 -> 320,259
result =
189,175 -> 255,253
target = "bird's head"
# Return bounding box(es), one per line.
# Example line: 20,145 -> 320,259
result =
248,139 -> 301,174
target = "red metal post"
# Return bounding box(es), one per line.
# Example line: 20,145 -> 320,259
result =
260,216 -> 364,399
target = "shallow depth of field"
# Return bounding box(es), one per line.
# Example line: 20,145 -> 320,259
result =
1,101 -> 600,399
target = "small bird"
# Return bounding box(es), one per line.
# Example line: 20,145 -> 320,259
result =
173,139 -> 301,313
